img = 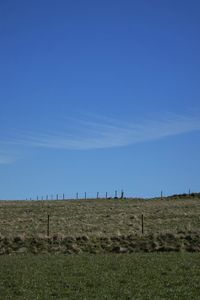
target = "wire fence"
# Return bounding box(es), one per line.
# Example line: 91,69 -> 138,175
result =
24,189 -> 194,201
26,190 -> 127,201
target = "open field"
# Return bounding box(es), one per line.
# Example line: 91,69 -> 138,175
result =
1,197 -> 200,299
1,196 -> 200,237
0,195 -> 200,254
0,253 -> 200,299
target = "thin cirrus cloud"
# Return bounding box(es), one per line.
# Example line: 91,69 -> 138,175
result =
2,113 -> 200,155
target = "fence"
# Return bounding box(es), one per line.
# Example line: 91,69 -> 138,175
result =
24,189 -> 195,202
26,190 -> 126,201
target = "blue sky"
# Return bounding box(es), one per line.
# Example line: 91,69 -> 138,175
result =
0,0 -> 200,199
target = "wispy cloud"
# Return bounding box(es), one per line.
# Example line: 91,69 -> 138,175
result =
3,113 -> 200,151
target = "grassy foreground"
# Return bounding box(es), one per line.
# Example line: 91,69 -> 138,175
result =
0,253 -> 200,299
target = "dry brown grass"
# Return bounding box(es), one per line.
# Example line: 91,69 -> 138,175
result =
0,197 -> 200,253
0,197 -> 200,237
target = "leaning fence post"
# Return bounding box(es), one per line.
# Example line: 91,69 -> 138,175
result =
47,215 -> 50,237
141,214 -> 144,234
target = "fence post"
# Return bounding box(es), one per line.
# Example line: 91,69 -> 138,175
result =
76,192 -> 79,200
97,192 -> 99,199
57,194 -> 59,200
106,192 -> 107,199
121,190 -> 124,199
47,215 -> 50,237
42,196 -> 43,201
63,193 -> 65,200
161,190 -> 163,199
189,189 -> 191,196
85,192 -> 87,200
115,190 -> 118,198
141,214 -> 144,234
46,195 -> 48,200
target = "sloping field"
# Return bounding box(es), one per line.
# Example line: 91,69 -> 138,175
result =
0,196 -> 200,254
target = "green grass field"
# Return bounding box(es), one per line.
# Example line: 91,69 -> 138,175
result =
0,253 -> 200,299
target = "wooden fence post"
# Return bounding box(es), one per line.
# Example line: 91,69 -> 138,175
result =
47,215 -> 50,237
142,214 -> 144,234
